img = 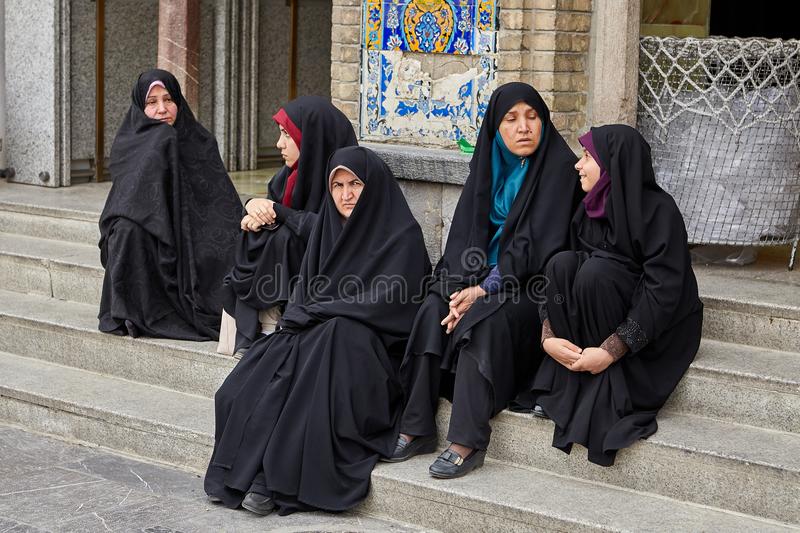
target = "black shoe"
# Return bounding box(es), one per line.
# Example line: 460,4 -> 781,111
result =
532,404 -> 550,420
381,434 -> 438,463
429,448 -> 486,479
241,491 -> 275,516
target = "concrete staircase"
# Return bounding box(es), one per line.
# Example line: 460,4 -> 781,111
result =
0,181 -> 798,532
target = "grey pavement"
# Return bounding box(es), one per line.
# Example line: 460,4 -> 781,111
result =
0,423 -> 424,533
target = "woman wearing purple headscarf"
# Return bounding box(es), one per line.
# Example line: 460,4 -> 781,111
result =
530,124 -> 703,466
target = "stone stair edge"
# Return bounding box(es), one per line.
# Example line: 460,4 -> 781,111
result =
0,201 -> 100,222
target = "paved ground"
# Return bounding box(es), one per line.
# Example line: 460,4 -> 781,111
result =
0,423 -> 421,533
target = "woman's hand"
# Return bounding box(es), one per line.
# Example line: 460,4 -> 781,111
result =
570,347 -> 614,374
542,337 -> 583,369
246,198 -> 277,226
240,214 -> 263,232
440,285 -> 487,334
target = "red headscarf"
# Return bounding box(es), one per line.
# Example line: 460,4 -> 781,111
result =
272,108 -> 303,207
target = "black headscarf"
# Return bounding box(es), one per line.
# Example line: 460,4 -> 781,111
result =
578,124 -> 701,343
99,68 -> 241,338
279,146 -> 431,347
267,96 -> 358,211
432,82 -> 582,296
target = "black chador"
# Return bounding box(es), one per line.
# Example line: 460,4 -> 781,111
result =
204,147 -> 431,514
221,96 -> 357,353
396,83 -> 582,469
532,124 -> 703,466
98,69 -> 242,341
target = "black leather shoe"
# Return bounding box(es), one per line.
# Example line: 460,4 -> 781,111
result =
429,448 -> 486,479
241,491 -> 275,516
381,434 -> 438,463
532,404 -> 550,420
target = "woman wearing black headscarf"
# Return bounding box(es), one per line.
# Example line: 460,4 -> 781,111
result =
219,96 -> 357,356
387,83 -> 582,478
98,69 -> 242,340
204,146 -> 431,515
531,124 -> 703,466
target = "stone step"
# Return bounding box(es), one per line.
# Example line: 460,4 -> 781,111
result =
435,403 -> 800,524
0,207 -> 100,246
0,351 -> 793,533
665,338 -> 800,433
0,188 -> 103,246
0,232 -> 103,305
1,291 -> 798,523
0,290 -> 231,398
2,289 -> 798,430
696,270 -> 800,352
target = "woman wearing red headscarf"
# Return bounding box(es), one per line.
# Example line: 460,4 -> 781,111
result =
218,96 -> 357,356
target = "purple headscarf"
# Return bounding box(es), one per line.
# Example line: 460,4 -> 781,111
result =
579,130 -> 611,218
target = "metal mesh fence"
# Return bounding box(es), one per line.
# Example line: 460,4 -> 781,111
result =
637,36 -> 800,266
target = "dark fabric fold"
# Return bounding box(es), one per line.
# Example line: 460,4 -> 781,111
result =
531,124 -> 703,466
98,69 -> 242,341
205,146 -> 431,513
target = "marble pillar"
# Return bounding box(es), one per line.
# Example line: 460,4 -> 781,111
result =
158,0 -> 201,113
4,0 -> 70,187
0,0 -> 7,174
213,0 -> 259,171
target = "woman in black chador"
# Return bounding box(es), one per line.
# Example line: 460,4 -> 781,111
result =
204,146 -> 431,516
219,96 -> 357,356
532,124 -> 703,466
387,82 -> 582,478
98,69 -> 241,340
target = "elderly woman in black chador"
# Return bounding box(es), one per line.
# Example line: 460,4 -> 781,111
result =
387,82 -> 582,478
204,146 -> 431,516
531,124 -> 703,466
98,69 -> 242,340
218,96 -> 357,356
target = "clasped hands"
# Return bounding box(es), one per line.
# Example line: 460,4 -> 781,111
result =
241,198 -> 277,232
440,285 -> 487,334
542,338 -> 613,374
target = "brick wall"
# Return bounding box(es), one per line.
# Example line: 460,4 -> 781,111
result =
529,0 -> 592,148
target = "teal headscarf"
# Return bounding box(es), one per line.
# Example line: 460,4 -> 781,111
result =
487,128 -> 541,265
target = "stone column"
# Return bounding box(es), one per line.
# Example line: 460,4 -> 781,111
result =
0,0 -> 7,175
213,0 -> 259,171
4,0 -> 70,187
158,0 -> 201,112
586,0 -> 640,127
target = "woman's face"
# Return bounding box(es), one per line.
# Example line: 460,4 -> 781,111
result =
498,101 -> 542,157
276,126 -> 300,168
576,148 -> 602,192
330,168 -> 364,220
144,85 -> 178,126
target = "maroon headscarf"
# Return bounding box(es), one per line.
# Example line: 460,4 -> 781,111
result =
578,130 -> 611,219
272,108 -> 303,207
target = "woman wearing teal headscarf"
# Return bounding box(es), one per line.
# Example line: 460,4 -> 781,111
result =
389,83 -> 582,479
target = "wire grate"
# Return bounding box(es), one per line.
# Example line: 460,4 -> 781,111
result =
637,36 -> 800,267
